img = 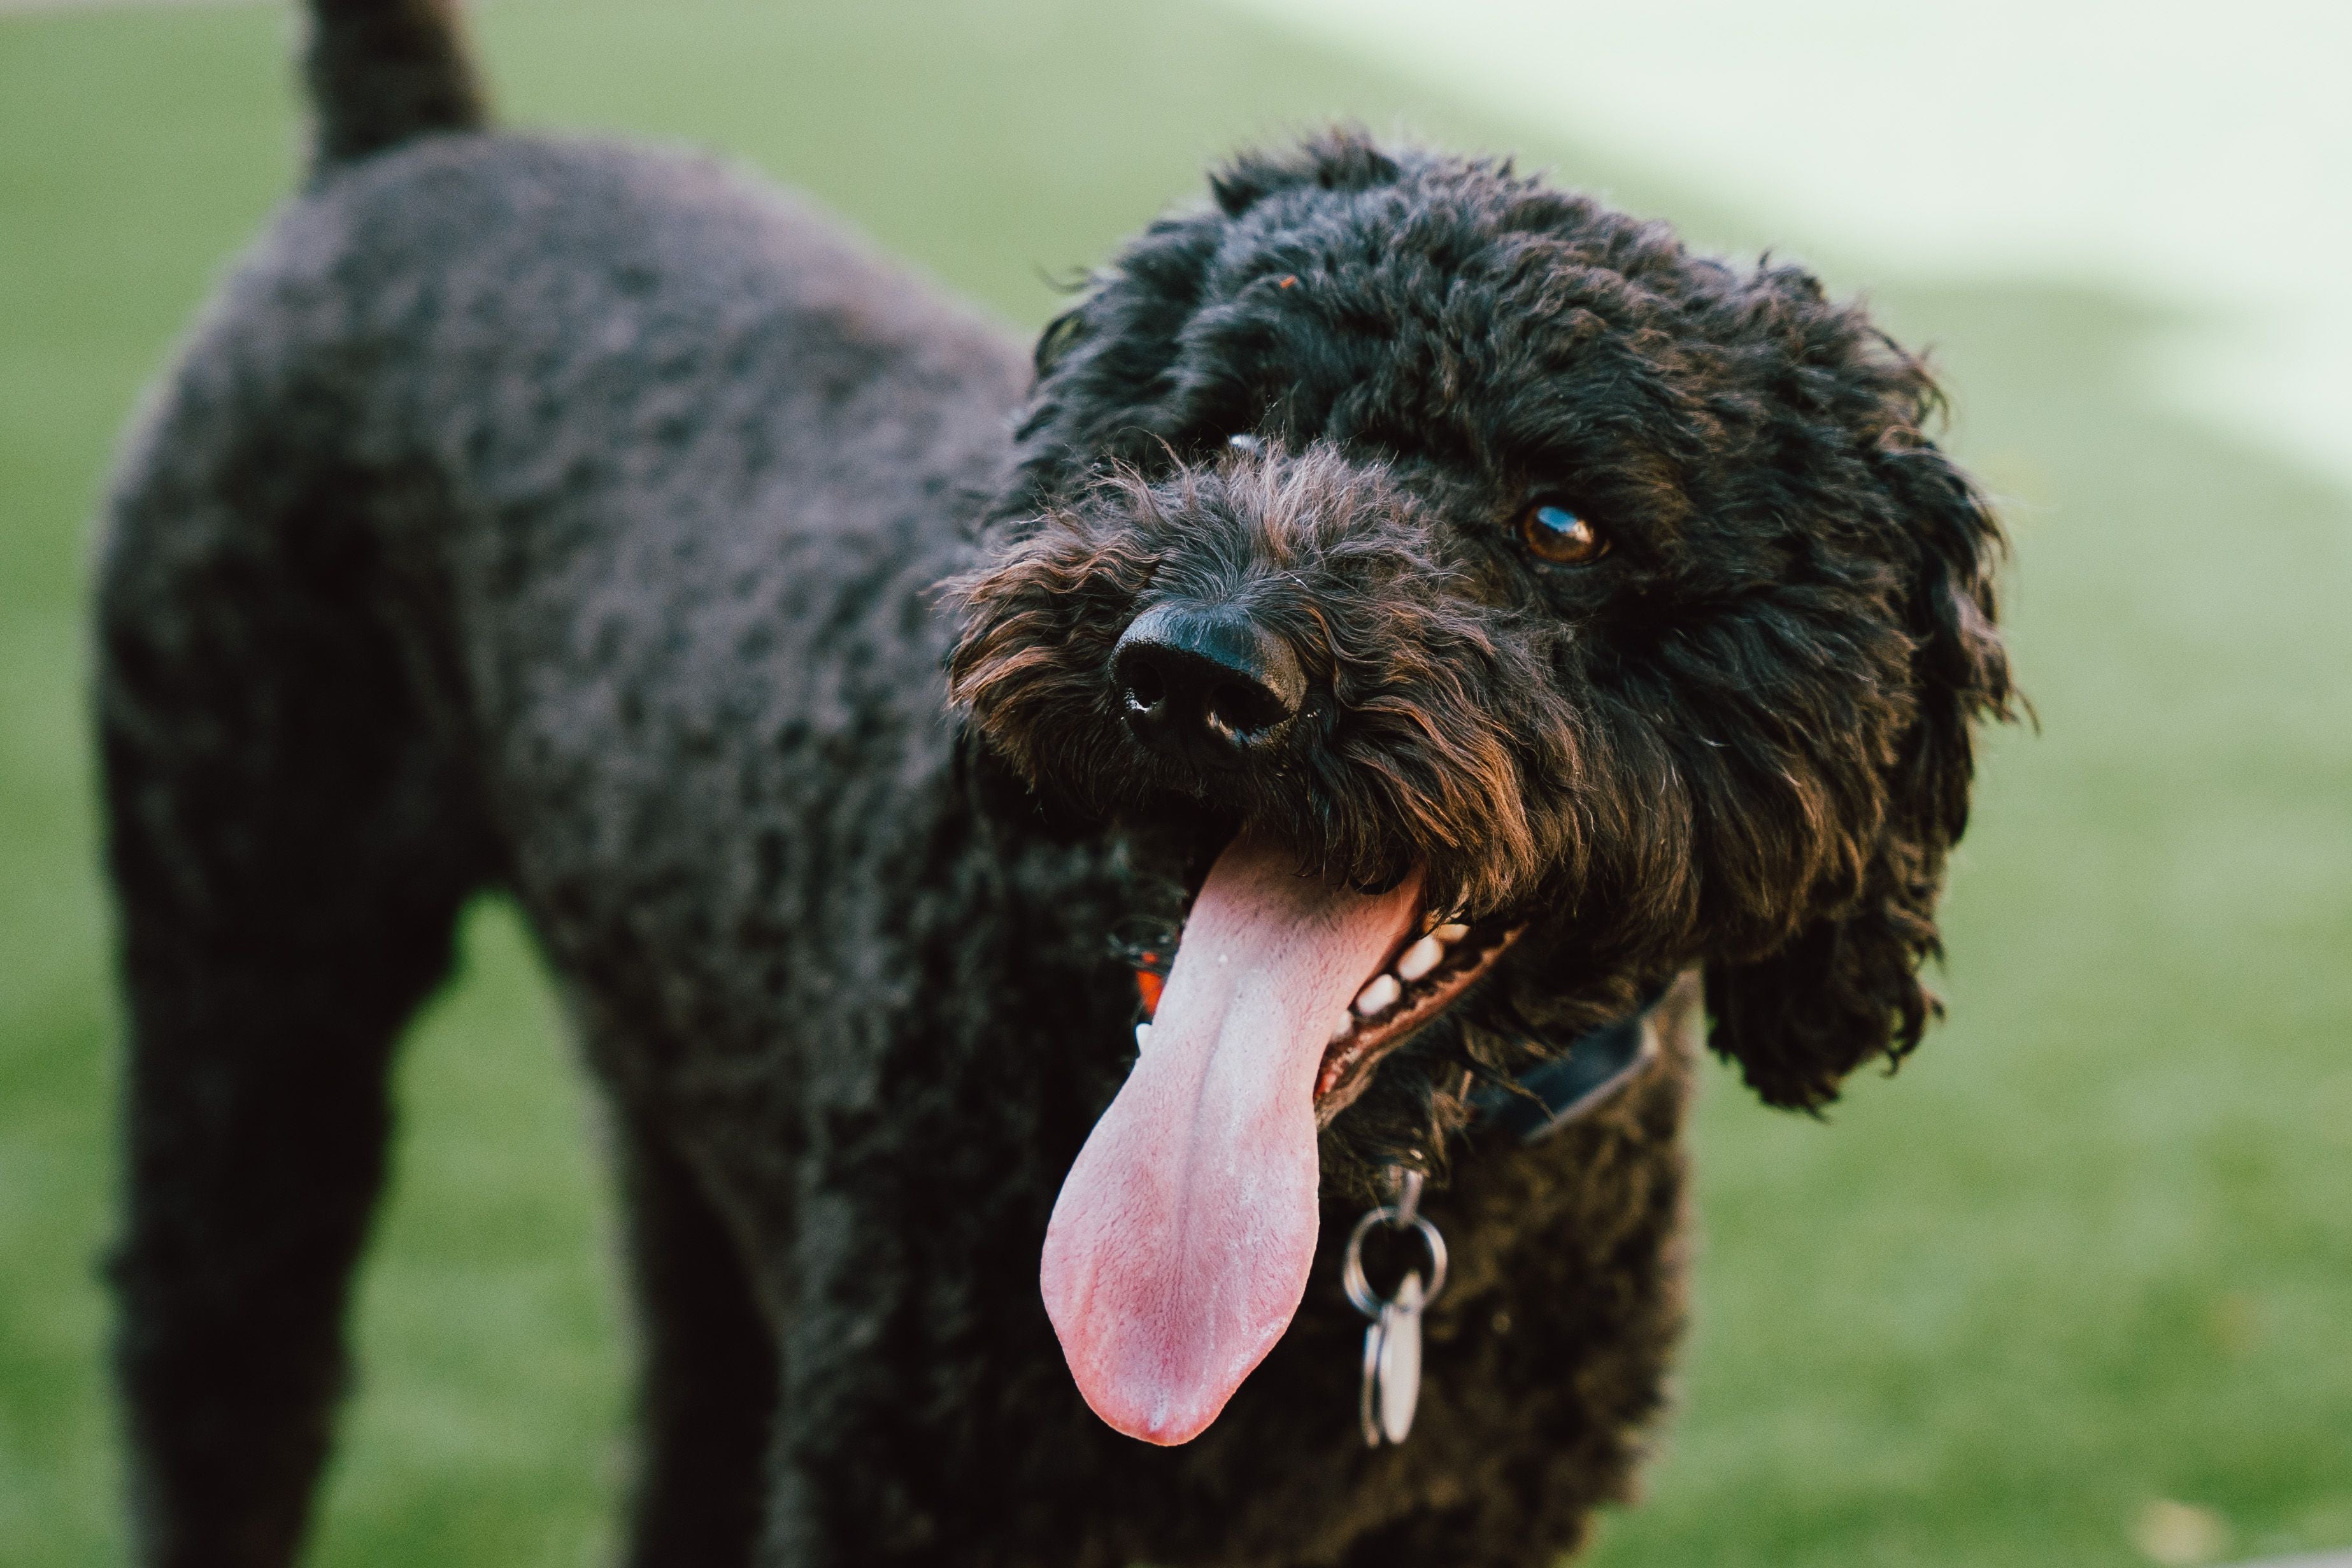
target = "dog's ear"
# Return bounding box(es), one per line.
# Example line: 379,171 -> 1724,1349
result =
1706,366 -> 2014,1111
1208,126 -> 1402,216
1000,128 -> 1407,519
999,213 -> 1222,517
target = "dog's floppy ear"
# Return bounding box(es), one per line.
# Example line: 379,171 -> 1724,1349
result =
1000,128 -> 1408,520
998,213 -> 1221,518
1707,379 -> 2014,1111
1208,126 -> 1402,216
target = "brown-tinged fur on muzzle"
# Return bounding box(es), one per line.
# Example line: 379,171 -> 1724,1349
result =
948,443 -> 1585,922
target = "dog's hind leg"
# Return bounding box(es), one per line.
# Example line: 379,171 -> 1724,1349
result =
96,425 -> 492,1565
611,1105 -> 780,1568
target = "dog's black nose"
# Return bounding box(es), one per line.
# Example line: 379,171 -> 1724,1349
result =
1113,602 -> 1305,764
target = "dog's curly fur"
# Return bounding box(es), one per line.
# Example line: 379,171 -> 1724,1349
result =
96,5 -> 2012,1565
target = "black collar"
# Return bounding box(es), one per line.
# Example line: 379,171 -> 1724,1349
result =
1469,989 -> 1666,1144
1127,953 -> 1666,1146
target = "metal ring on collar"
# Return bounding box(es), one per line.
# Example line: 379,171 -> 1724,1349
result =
1341,1206 -> 1448,1318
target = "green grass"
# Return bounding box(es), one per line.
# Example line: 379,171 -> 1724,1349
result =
2,3 -> 2347,1565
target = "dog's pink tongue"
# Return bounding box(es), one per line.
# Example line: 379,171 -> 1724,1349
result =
1041,833 -> 1420,1445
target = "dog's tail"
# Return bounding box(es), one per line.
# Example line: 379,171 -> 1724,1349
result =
303,0 -> 489,172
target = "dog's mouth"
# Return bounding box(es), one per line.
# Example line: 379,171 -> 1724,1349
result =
1039,829 -> 1518,1449
1308,907 -> 1521,1118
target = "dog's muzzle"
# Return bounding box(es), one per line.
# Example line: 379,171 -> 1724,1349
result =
1113,601 -> 1304,769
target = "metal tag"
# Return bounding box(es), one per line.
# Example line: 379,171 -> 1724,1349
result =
1362,1270 -> 1426,1444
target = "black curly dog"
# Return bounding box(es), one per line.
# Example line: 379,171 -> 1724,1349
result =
96,3 -> 2014,1564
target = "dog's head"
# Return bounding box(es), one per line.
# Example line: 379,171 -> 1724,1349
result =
946,131 -> 2013,1445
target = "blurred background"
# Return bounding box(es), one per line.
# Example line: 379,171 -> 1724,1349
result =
1,1 -> 2346,1564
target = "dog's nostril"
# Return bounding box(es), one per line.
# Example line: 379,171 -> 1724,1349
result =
1123,662 -> 1167,714
1205,680 -> 1288,739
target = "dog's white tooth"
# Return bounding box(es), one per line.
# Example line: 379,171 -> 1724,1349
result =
1353,973 -> 1402,1018
1432,923 -> 1471,944
1135,1022 -> 1152,1051
1395,935 -> 1445,983
1330,1015 -> 1355,1044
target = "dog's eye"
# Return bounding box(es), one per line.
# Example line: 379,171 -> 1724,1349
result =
1517,502 -> 1607,566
